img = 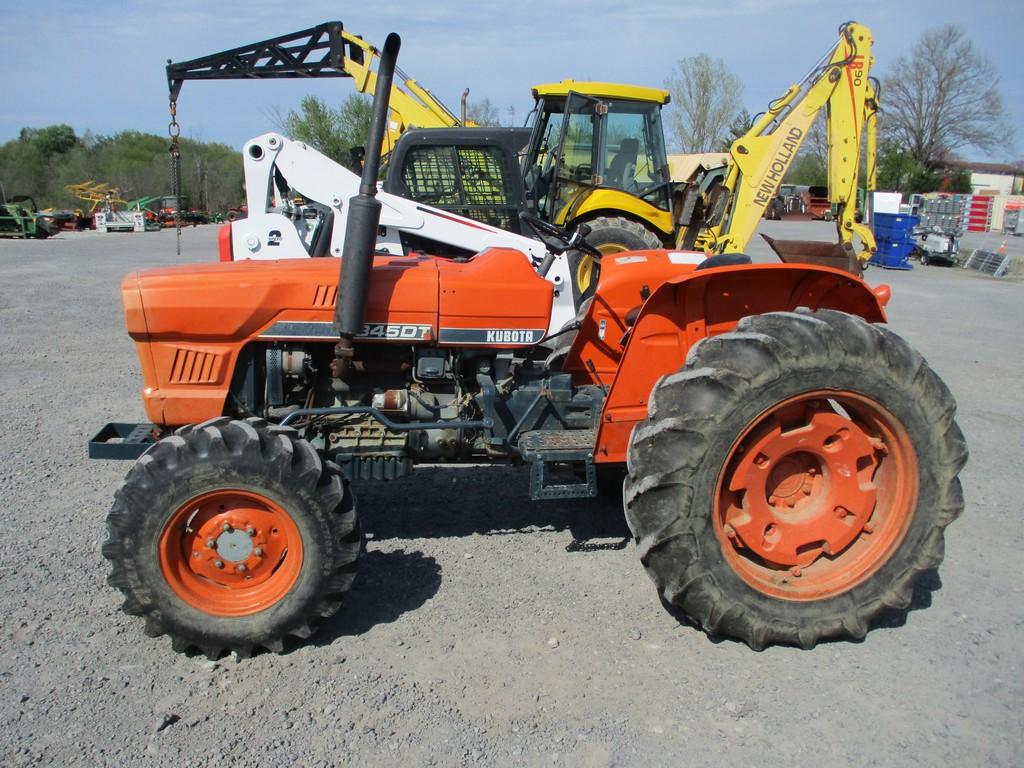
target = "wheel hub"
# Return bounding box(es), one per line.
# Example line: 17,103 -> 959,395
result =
724,403 -> 879,568
213,529 -> 254,562
187,505 -> 284,583
715,390 -> 918,602
766,452 -> 818,504
159,489 -> 302,617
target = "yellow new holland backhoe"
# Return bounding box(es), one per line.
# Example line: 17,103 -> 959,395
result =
675,21 -> 879,271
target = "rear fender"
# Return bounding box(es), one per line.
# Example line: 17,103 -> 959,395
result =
593,263 -> 888,463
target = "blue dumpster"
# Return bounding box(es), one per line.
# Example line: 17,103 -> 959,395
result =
870,213 -> 919,269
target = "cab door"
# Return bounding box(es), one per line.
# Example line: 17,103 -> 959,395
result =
524,92 -> 603,221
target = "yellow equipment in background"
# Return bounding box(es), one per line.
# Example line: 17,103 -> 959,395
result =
521,21 -> 880,286
675,21 -> 879,270
337,30 -> 472,156
66,182 -> 126,213
522,80 -> 675,262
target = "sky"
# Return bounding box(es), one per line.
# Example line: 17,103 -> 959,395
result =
2,0 -> 1022,162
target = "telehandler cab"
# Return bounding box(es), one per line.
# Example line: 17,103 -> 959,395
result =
94,33 -> 966,657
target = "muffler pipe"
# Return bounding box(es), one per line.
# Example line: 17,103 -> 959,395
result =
332,32 -> 401,378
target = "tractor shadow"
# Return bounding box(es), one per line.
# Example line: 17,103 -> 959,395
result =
352,463 -> 631,546
313,548 -> 443,645
308,465 -> 631,649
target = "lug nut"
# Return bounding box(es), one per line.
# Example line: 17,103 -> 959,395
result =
790,566 -> 802,577
863,521 -> 875,534
192,551 -> 201,559
214,560 -> 224,569
253,547 -> 264,557
834,506 -> 848,519
236,563 -> 247,573
246,527 -> 256,537
206,538 -> 217,548
222,523 -> 232,533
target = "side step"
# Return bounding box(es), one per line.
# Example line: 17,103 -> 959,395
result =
518,429 -> 597,501
88,422 -> 158,460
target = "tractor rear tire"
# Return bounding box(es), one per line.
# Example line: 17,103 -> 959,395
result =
103,417 -> 361,658
573,216 -> 663,301
625,310 -> 967,650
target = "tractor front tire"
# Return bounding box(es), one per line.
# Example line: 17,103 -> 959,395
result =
103,417 -> 361,658
625,310 -> 967,649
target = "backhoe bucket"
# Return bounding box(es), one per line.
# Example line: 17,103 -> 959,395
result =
761,234 -> 863,275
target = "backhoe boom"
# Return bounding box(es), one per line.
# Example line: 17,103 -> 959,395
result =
680,21 -> 879,268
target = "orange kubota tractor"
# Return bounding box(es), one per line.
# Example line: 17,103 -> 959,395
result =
93,34 -> 966,657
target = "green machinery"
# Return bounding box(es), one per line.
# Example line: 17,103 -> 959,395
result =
0,196 -> 58,239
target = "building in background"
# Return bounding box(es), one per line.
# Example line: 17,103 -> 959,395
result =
947,161 -> 1024,196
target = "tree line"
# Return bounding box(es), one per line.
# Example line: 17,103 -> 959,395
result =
0,125 -> 243,212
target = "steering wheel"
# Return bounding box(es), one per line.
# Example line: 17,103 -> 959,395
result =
519,212 -> 603,259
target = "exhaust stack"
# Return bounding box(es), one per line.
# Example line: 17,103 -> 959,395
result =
332,32 -> 401,378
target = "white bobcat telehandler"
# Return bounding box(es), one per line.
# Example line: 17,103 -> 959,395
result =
167,22 -> 630,336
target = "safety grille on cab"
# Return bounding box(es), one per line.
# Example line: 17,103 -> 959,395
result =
169,348 -> 222,384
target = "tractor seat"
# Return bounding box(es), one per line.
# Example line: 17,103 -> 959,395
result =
695,252 -> 752,270
606,138 -> 639,189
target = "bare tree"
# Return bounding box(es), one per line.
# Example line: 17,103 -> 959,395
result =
466,97 -> 501,127
665,54 -> 743,153
882,25 -> 1012,166
803,113 -> 828,169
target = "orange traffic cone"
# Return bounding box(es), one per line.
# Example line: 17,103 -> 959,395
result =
998,239 -> 1007,255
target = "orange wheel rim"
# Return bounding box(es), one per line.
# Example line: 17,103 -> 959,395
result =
714,391 -> 918,601
159,490 -> 303,617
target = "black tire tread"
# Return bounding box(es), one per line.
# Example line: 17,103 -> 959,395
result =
625,309 -> 966,650
104,417 -> 361,659
583,215 -> 663,251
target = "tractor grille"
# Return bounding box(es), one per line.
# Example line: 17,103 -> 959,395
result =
168,348 -> 222,384
311,284 -> 338,308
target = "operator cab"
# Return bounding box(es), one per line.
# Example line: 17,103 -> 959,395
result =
384,127 -> 532,236
523,81 -> 673,222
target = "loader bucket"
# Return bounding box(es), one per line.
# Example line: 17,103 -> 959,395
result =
761,234 -> 863,275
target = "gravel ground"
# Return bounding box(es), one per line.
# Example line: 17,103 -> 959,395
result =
0,222 -> 1021,766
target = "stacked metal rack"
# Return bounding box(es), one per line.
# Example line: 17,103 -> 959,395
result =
909,194 -> 969,237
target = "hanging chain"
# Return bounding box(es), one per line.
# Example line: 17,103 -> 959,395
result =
168,99 -> 182,256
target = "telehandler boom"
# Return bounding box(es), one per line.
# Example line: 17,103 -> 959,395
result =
166,21 -> 466,158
